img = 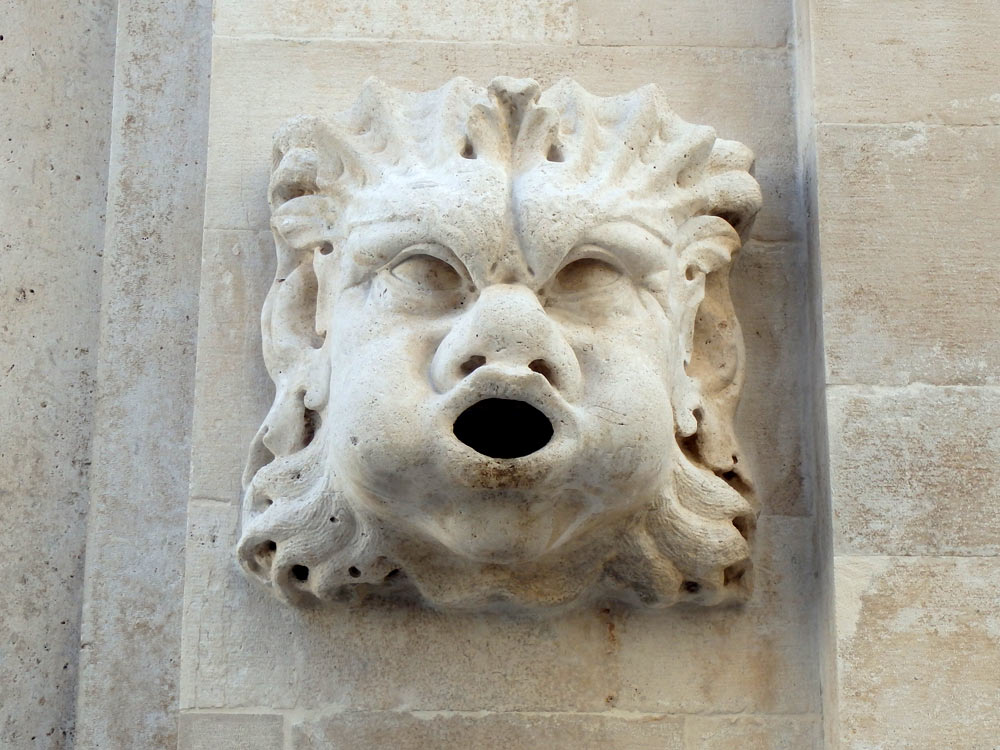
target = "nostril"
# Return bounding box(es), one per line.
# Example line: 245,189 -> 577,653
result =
528,359 -> 554,383
460,355 -> 487,376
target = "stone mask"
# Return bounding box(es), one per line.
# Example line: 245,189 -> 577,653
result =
236,77 -> 762,613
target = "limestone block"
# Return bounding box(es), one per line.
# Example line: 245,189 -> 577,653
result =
683,715 -> 821,749
811,0 -> 1000,125
578,0 -> 791,49
189,230 -> 274,503
829,385 -> 1000,556
818,123 -> 1000,385
178,713 -> 284,750
290,710 -> 685,749
615,516 -> 819,715
731,243 -> 810,516
204,39 -> 797,243
181,502 -> 818,715
73,0 -> 212,746
834,556 -> 1000,750
0,0 -> 115,746
214,0 -> 576,43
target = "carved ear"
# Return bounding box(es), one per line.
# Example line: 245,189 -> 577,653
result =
671,217 -> 749,486
242,122 -> 342,488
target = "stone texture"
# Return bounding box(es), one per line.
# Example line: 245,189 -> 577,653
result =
73,0 -> 212,747
291,710 -> 684,749
683,715 -> 821,749
205,39 -> 798,243
835,556 -> 1000,750
731,242 -> 811,516
0,0 -> 116,746
214,0 -> 577,43
189,230 -> 274,504
178,713 -> 284,750
577,0 -> 791,49
829,385 -> 1000,556
182,502 -> 818,715
818,123 -> 1000,386
811,0 -> 1000,125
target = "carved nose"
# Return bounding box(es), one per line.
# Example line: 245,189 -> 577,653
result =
430,284 -> 582,397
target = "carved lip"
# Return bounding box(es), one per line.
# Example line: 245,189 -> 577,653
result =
440,365 -> 577,463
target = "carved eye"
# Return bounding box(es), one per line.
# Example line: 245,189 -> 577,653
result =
390,253 -> 463,291
551,257 -> 623,295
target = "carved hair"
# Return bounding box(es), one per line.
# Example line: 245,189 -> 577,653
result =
237,77 -> 762,610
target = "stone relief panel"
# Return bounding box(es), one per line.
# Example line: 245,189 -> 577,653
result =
236,76 -> 762,612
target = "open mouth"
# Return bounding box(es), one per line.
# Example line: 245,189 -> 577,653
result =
453,398 -> 554,459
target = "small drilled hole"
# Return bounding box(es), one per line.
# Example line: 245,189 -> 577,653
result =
329,516 -> 338,523
685,265 -> 697,281
460,355 -> 486,375
266,540 -> 277,552
291,564 -> 309,582
528,359 -> 553,382
682,581 -> 700,594
733,515 -> 753,540
348,566 -> 361,578
302,407 -> 320,447
724,562 -> 748,586
384,568 -> 400,580
718,211 -> 739,228
546,144 -> 564,162
461,139 -> 476,159
318,241 -> 333,255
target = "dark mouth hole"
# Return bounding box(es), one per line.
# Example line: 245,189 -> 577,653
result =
453,398 -> 554,459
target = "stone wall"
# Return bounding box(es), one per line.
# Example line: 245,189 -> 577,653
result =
1,1 -> 997,749
177,1 -> 824,748
802,2 -> 1000,748
0,2 -> 115,745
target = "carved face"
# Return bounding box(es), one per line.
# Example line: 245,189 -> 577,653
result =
238,77 -> 763,611
327,170 -> 677,563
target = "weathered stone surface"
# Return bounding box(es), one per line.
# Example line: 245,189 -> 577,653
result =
829,385 -> 1000,556
811,0 -> 1000,125
291,710 -> 684,749
73,0 -> 212,747
834,556 -> 1000,750
178,713 -> 284,750
683,715 -> 821,749
818,123 -> 1000,385
578,0 -> 791,49
214,0 -> 576,43
189,230 -> 274,504
182,502 -> 818,715
0,0 -> 115,746
205,39 -> 797,243
732,243 -> 811,516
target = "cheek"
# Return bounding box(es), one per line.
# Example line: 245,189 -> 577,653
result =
324,297 -> 450,463
565,299 -> 674,398
328,290 -> 446,385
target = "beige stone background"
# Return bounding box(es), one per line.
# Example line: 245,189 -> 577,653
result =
0,1 -> 996,749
